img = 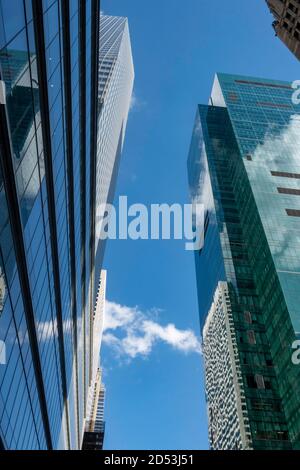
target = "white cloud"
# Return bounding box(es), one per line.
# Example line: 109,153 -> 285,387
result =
130,91 -> 146,112
248,114 -> 300,266
251,114 -> 300,172
104,301 -> 138,330
102,301 -> 201,359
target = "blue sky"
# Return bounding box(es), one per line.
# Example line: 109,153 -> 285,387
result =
100,0 -> 300,450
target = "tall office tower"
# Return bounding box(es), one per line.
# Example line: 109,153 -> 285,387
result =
0,1 -> 133,450
88,15 -> 134,440
266,0 -> 300,60
82,368 -> 105,450
93,15 -> 134,299
188,73 -> 300,450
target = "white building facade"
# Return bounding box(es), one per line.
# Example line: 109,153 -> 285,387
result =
203,282 -> 253,450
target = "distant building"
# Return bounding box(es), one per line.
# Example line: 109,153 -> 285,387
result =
82,270 -> 106,450
82,368 -> 105,450
90,270 -> 107,389
266,0 -> 300,60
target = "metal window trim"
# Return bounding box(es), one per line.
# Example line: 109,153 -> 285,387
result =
88,0 -> 101,389
277,186 -> 300,195
79,0 -> 87,419
60,0 -> 80,447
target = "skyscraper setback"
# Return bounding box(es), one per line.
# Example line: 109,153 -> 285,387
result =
188,73 -> 300,449
0,2 -> 133,450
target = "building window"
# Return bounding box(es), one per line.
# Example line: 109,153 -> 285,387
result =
255,374 -> 265,390
228,92 -> 239,102
244,311 -> 252,324
288,2 -> 297,13
278,187 -> 300,195
271,170 -> 300,179
286,209 -> 300,217
257,101 -> 291,109
235,79 -> 291,90
247,330 -> 256,345
264,378 -> 272,390
204,211 -> 210,237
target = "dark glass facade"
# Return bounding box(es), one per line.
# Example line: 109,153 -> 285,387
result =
0,0 -> 101,449
188,73 -> 300,449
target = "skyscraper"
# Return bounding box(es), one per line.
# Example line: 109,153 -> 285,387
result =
90,270 -> 106,390
266,0 -> 300,60
0,2 -> 133,450
82,368 -> 105,450
93,15 -> 134,294
90,14 -> 134,388
188,73 -> 300,449
83,270 -> 106,451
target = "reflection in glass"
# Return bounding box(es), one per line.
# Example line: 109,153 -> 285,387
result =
0,46 -> 41,227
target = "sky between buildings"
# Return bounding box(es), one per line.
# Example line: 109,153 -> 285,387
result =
100,0 -> 300,450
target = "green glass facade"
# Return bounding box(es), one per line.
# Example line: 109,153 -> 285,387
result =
188,73 -> 300,449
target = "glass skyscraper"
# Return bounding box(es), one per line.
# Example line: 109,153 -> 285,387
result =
0,2 -> 133,450
93,15 -> 134,292
188,73 -> 300,449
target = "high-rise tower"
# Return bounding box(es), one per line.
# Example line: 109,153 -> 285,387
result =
0,2 -> 133,450
82,368 -> 105,450
188,73 -> 300,449
266,0 -> 300,60
93,15 -> 134,290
